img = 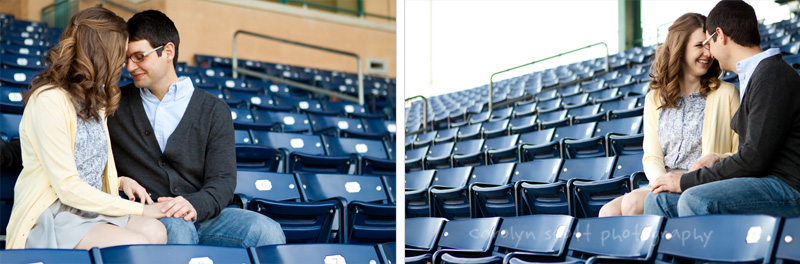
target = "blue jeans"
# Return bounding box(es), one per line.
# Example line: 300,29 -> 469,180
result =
159,207 -> 286,247
644,176 -> 800,217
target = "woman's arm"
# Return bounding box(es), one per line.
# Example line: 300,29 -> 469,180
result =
642,91 -> 668,182
27,90 -> 143,216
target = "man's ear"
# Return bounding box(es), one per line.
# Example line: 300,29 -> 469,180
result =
163,42 -> 176,62
716,27 -> 727,45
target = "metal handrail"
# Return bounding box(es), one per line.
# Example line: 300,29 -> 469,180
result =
404,95 -> 428,132
488,42 -> 610,111
232,30 -> 364,105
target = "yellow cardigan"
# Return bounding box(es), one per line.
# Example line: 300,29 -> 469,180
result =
642,81 -> 740,182
6,86 -> 143,249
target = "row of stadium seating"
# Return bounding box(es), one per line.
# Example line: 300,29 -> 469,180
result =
406,214 -> 800,263
0,242 -> 395,264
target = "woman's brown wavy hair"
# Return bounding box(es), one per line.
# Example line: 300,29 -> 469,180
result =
649,13 -> 721,109
23,7 -> 127,122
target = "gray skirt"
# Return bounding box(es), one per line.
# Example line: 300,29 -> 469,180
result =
25,200 -> 130,249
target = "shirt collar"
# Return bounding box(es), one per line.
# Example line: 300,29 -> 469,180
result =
736,48 -> 780,82
140,76 -> 194,102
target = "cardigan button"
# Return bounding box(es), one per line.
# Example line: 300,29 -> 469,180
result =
145,130 -> 151,135
159,160 -> 166,166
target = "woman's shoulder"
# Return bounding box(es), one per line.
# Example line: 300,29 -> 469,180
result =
710,81 -> 740,99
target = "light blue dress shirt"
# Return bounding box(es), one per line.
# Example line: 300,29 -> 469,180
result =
141,76 -> 195,153
735,48 -> 781,103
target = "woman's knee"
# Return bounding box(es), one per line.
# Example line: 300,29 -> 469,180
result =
620,190 -> 647,215
133,217 -> 167,244
599,196 -> 623,217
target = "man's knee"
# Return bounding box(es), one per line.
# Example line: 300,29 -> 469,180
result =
643,191 -> 666,216
159,217 -> 199,244
677,187 -> 714,216
241,211 -> 286,246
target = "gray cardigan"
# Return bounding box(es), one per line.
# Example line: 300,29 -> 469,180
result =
108,83 -> 236,222
681,54 -> 800,192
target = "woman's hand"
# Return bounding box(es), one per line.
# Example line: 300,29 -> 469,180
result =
119,176 -> 154,204
143,203 -> 167,219
689,154 -> 721,171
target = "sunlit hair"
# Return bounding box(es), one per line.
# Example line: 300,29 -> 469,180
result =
23,7 -> 127,122
649,13 -> 721,109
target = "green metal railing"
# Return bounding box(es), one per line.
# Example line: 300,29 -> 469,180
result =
41,0 -> 78,29
405,95 -> 428,132
232,30 -> 365,105
42,0 -> 136,29
488,42 -> 610,111
279,0 -> 395,21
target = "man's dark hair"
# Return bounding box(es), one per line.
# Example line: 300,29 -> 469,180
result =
127,10 -> 180,68
706,0 -> 761,48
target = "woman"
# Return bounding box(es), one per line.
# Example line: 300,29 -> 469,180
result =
599,13 -> 739,217
6,7 -> 167,249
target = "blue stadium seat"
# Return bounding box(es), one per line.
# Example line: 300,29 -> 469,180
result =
429,163 -> 515,219
254,244 -> 386,264
405,169 -> 437,218
519,156 -> 615,216
424,141 -> 455,169
309,114 -> 364,137
405,217 -> 447,260
560,215 -> 664,262
0,86 -> 24,114
428,217 -> 502,264
234,171 -> 337,243
508,115 -> 538,135
611,153 -> 644,178
513,101 -> 538,118
1,43 -> 44,56
609,133 -> 644,155
482,119 -> 509,139
434,127 -> 458,143
251,131 -> 355,174
324,136 -> 391,175
412,131 -> 436,148
295,173 -> 394,244
773,217 -> 800,263
0,67 -> 37,88
252,110 -> 312,134
0,112 -> 22,141
538,109 -> 570,129
562,93 -> 589,107
0,249 -> 95,263
0,53 -> 45,70
568,104 -> 604,124
490,107 -> 514,121
99,245 -> 251,264
655,215 -> 779,263
537,98 -> 563,114
456,123 -> 482,141
405,146 -> 428,172
466,215 -> 575,263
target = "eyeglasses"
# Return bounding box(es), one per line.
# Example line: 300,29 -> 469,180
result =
124,45 -> 163,67
702,32 -> 717,50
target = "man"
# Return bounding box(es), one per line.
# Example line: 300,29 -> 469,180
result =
644,0 -> 800,217
108,10 -> 285,246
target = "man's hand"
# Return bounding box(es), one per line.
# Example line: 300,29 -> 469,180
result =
650,172 -> 684,194
119,176 -> 154,204
158,196 -> 197,221
689,154 -> 721,172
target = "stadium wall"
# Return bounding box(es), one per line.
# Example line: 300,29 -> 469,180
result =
1,0 -> 397,77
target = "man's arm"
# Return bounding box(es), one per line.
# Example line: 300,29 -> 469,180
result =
181,98 -> 237,222
680,70 -> 793,190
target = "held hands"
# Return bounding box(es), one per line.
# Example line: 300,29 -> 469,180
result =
119,176 -> 154,204
689,154 -> 721,172
158,196 -> 197,221
650,172 -> 684,194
